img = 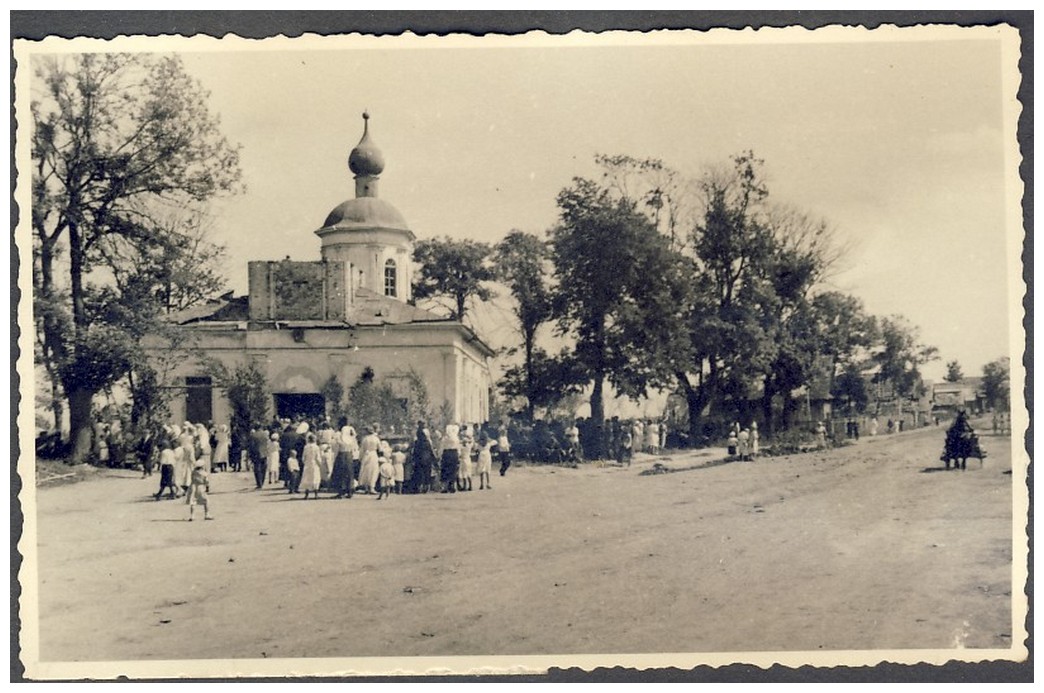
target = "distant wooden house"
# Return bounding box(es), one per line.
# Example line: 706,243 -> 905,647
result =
932,378 -> 985,416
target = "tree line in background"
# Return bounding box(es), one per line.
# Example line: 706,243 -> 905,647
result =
409,153 -> 1012,455
31,56 -> 1012,465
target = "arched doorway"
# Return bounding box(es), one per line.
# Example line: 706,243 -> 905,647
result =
274,393 -> 325,420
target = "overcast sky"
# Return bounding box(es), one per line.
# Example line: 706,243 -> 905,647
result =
158,27 -> 1022,383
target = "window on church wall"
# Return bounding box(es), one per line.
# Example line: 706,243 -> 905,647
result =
185,376 -> 213,424
384,259 -> 397,297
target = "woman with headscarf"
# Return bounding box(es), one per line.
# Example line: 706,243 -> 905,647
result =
358,426 -> 381,494
173,429 -> 196,496
294,421 -> 309,462
439,423 -> 461,494
299,433 -> 323,499
212,424 -> 230,472
195,423 -> 212,472
409,421 -> 437,494
330,416 -> 353,499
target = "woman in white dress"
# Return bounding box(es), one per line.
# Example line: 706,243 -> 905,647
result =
195,423 -> 212,472
476,434 -> 494,490
358,427 -> 381,494
173,438 -> 195,495
212,424 -> 230,472
341,422 -> 360,491
299,433 -> 322,499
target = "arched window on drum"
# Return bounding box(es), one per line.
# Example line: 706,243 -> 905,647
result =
384,258 -> 397,297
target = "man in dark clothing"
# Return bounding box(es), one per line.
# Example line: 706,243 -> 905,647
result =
279,422 -> 299,487
249,425 -> 270,489
409,421 -> 437,494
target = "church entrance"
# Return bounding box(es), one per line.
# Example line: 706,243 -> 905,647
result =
274,393 -> 325,421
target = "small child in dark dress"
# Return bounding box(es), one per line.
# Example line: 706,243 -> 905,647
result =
286,449 -> 301,494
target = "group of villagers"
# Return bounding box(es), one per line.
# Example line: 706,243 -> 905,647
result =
150,416 -> 515,519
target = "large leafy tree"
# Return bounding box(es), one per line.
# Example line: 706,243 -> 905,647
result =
346,367 -> 430,434
871,316 -> 939,410
549,176 -> 690,454
674,152 -> 776,437
981,357 -> 1010,411
811,292 -> 878,385
833,363 -> 870,414
497,347 -> 587,419
412,237 -> 495,321
753,207 -> 840,433
31,53 -> 242,463
595,154 -> 696,252
493,230 -> 554,420
944,360 -> 964,383
811,291 -> 878,416
204,358 -> 271,445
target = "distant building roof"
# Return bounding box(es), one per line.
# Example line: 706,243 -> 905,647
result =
933,377 -> 984,393
167,296 -> 249,325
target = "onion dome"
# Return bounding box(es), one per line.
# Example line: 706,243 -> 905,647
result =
320,197 -> 410,232
348,111 -> 385,177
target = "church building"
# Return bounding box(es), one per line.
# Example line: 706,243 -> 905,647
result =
152,113 -> 494,426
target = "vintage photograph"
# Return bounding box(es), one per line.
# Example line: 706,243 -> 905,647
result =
13,19 -> 1029,680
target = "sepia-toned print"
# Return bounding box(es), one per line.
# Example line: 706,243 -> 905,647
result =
13,22 -> 1029,680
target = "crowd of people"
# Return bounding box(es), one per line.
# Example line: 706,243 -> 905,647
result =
147,416 -> 519,514
139,412 -> 687,517
725,422 -> 760,461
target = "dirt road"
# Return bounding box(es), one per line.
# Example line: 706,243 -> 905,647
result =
27,424 -> 1018,664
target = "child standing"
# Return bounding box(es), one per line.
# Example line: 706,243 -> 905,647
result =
738,428 -> 750,461
476,433 -> 494,490
267,432 -> 280,485
377,451 -> 395,500
286,449 -> 301,494
497,425 -> 511,477
186,461 -> 213,521
391,444 -> 406,494
154,438 -> 179,500
727,429 -> 739,458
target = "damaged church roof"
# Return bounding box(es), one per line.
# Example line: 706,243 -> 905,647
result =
166,288 -> 473,330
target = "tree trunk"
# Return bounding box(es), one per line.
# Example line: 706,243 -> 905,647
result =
36,234 -> 67,436
781,393 -> 799,430
589,373 -> 605,459
523,331 -> 535,422
760,377 -> 775,437
456,293 -> 466,322
677,371 -> 705,446
50,377 -> 64,435
67,387 -> 95,465
680,362 -> 718,446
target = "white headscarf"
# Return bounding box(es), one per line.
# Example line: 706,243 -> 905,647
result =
296,422 -> 310,435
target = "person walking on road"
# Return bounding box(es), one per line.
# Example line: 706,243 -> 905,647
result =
249,425 -> 269,489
